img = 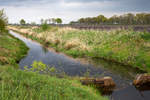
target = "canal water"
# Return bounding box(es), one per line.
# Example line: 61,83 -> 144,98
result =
10,30 -> 150,100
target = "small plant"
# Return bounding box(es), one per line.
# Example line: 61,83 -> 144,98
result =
84,69 -> 90,78
24,61 -> 57,76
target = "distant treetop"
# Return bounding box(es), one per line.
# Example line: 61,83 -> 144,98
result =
20,19 -> 26,25
72,13 -> 150,25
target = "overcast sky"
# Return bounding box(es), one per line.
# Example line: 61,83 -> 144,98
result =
0,0 -> 150,24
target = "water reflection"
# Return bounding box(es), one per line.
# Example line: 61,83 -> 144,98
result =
111,85 -> 150,100
42,46 -> 49,54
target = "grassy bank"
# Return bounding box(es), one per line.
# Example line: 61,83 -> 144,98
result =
0,32 -> 28,65
0,31 -> 107,100
0,65 -> 107,100
8,25 -> 150,72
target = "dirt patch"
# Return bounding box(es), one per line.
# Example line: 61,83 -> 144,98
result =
0,47 -> 9,53
0,56 -> 8,64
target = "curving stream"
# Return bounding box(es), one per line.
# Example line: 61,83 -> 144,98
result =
10,30 -> 150,100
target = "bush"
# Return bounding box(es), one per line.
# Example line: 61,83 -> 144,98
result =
40,22 -> 49,31
0,19 -> 6,32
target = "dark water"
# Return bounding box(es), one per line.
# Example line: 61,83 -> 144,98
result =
10,31 -> 150,100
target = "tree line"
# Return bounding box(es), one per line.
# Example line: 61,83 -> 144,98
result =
71,13 -> 150,25
20,18 -> 62,25
40,18 -> 62,24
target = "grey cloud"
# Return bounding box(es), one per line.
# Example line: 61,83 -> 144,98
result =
62,0 -> 150,12
0,0 -> 58,6
64,0 -> 112,3
0,0 -> 150,12
111,0 -> 150,12
1,0 -> 150,24
75,0 -> 150,12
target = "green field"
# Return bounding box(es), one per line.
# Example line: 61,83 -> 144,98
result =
9,25 -> 150,72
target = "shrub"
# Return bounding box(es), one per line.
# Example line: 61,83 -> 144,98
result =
40,22 -> 49,31
0,19 -> 6,32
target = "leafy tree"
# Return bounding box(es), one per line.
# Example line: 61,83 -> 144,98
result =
145,14 -> 150,24
55,18 -> 62,24
20,19 -> 26,25
79,18 -> 85,23
97,15 -> 107,24
126,13 -> 135,24
0,9 -> 8,33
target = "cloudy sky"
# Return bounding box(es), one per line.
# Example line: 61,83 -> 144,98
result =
0,0 -> 150,24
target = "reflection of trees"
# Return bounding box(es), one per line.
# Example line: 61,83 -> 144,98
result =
42,47 -> 48,54
90,58 -> 138,79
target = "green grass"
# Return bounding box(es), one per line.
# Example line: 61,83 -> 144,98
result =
9,26 -> 150,72
0,65 -> 107,100
0,32 -> 28,65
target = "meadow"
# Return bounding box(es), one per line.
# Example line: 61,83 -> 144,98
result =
8,25 -> 150,72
